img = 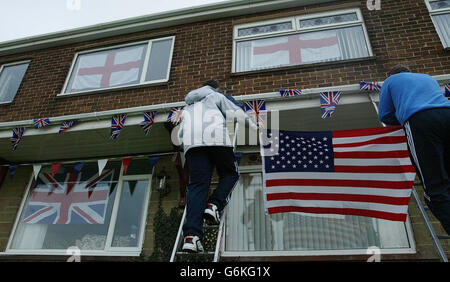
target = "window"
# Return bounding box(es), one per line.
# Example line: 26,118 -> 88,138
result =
425,0 -> 450,48
223,166 -> 415,257
0,61 -> 29,104
7,159 -> 152,256
61,36 -> 175,95
233,9 -> 372,73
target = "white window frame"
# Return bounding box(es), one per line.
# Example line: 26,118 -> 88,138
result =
221,165 -> 417,258
424,0 -> 450,48
0,60 -> 30,105
59,36 -> 175,97
232,8 -> 373,73
5,160 -> 153,257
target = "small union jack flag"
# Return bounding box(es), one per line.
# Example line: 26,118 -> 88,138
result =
111,114 -> 127,139
320,91 -> 342,119
445,83 -> 450,100
33,118 -> 51,129
245,99 -> 266,128
167,107 -> 184,125
59,120 -> 79,133
140,111 -> 157,135
360,81 -> 381,92
11,127 -> 25,151
279,89 -> 303,97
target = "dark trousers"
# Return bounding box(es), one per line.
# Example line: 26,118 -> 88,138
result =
404,108 -> 450,235
182,146 -> 239,239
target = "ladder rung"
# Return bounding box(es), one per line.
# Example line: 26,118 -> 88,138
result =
203,224 -> 219,229
176,251 -> 215,255
438,235 -> 450,240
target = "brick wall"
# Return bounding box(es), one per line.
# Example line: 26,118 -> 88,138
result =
0,0 -> 448,123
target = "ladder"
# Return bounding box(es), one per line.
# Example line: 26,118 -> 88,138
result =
169,123 -> 240,262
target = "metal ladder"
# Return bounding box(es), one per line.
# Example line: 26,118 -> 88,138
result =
169,123 -> 240,262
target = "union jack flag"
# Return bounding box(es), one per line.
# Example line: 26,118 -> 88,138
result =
445,83 -> 450,99
359,81 -> 381,92
167,107 -> 184,125
22,169 -> 114,224
279,89 -> 303,97
320,91 -> 342,119
111,114 -> 127,139
245,99 -> 266,128
11,127 -> 25,151
140,111 -> 157,135
59,120 -> 79,133
33,118 -> 51,129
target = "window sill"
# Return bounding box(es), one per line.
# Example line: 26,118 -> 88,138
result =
57,80 -> 169,98
0,101 -> 13,106
2,249 -> 141,258
231,56 -> 377,77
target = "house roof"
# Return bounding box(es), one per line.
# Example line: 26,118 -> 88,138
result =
0,0 -> 335,56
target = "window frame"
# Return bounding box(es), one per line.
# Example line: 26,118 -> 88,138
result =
0,60 -> 30,105
232,8 -> 373,73
5,161 -> 153,257
221,165 -> 417,258
424,0 -> 450,49
59,36 -> 175,97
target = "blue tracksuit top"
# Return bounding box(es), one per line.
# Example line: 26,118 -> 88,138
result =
378,72 -> 450,126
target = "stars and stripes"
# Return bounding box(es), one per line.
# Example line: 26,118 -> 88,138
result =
445,83 -> 450,99
279,89 -> 303,97
320,91 -> 342,119
245,99 -> 266,128
11,127 -> 25,151
167,107 -> 184,125
111,114 -> 127,139
140,111 -> 157,135
33,118 -> 51,129
22,169 -> 114,224
261,126 -> 416,221
360,81 -> 381,92
59,120 -> 79,133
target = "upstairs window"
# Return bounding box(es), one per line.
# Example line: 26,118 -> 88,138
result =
425,0 -> 450,48
61,36 -> 175,95
0,61 -> 29,104
233,9 -> 372,73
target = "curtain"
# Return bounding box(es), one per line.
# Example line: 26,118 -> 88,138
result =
432,14 -> 450,48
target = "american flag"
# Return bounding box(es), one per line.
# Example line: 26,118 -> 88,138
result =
140,111 -> 157,135
33,118 -> 51,129
22,169 -> 114,224
360,81 -> 381,92
167,107 -> 184,125
111,114 -> 127,139
261,126 -> 416,222
59,120 -> 79,133
11,127 -> 25,151
320,91 -> 342,119
279,89 -> 303,98
445,83 -> 450,99
245,99 -> 266,128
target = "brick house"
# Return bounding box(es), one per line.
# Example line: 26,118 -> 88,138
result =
0,0 -> 449,261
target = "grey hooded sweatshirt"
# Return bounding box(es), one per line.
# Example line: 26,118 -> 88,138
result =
177,86 -> 257,154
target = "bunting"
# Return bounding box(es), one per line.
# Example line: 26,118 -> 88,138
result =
445,83 -> 450,99
149,156 -> 160,172
33,118 -> 51,129
33,164 -> 42,181
245,99 -> 266,128
74,162 -> 85,176
140,111 -> 157,135
279,89 -> 302,97
122,157 -> 133,175
11,127 -> 25,151
9,165 -> 17,179
167,107 -> 184,125
320,91 -> 342,119
360,81 -> 381,92
59,120 -> 79,133
51,162 -> 61,177
111,114 -> 127,139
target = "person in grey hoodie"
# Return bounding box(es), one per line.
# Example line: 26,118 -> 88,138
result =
177,80 -> 258,253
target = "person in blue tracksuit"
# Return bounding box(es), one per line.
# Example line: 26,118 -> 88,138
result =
378,64 -> 450,235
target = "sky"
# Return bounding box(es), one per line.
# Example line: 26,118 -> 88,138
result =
0,0 -> 230,43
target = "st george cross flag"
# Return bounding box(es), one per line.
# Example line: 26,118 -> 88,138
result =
22,169 -> 114,224
360,81 -> 382,92
33,118 -> 51,129
167,107 -> 184,125
261,126 -> 416,221
445,83 -> 450,99
320,91 -> 342,119
245,99 -> 266,128
279,89 -> 303,97
59,120 -> 79,133
140,111 -> 157,135
111,114 -> 127,139
11,127 -> 25,151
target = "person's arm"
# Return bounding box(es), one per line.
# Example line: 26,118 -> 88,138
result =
378,82 -> 401,125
